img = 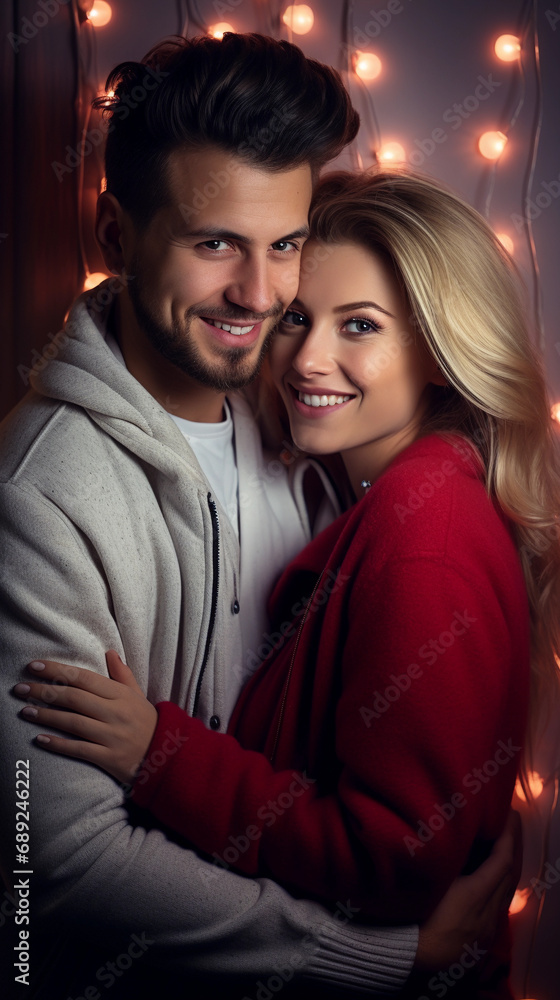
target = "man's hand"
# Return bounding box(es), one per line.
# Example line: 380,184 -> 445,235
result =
414,809 -> 522,971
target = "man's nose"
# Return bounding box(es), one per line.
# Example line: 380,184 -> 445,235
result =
224,257 -> 277,316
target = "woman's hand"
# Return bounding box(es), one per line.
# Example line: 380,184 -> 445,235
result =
13,651 -> 158,785
414,808 -> 522,970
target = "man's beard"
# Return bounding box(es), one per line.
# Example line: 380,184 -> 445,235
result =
127,257 -> 283,392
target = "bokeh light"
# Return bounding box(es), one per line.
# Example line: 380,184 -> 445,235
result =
282,5 -> 314,34
83,272 -> 111,291
495,34 -> 521,61
87,1 -> 112,27
478,130 -> 507,160
514,771 -> 544,801
496,233 -> 514,255
354,52 -> 382,81
509,887 -> 532,915
208,22 -> 234,39
378,142 -> 406,163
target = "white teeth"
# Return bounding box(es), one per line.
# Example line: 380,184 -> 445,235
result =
209,320 -> 255,335
299,392 -> 351,407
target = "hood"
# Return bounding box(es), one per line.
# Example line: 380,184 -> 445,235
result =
29,279 -> 206,484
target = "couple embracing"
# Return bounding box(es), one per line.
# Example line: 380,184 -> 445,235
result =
2,30 -> 559,1000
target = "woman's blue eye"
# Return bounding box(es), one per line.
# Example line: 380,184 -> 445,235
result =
345,318 -> 381,334
282,310 -> 308,327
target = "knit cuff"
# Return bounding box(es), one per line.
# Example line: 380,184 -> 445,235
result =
304,915 -> 418,994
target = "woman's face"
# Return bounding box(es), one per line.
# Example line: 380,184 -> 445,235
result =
269,240 -> 441,482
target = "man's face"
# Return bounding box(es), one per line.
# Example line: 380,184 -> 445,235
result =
120,147 -> 313,392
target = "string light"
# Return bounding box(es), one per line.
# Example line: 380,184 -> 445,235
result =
551,403 -> 560,424
208,22 -> 234,39
515,771 -> 545,801
496,232 -> 514,254
353,52 -> 382,82
495,34 -> 521,62
83,272 -> 111,291
282,5 -> 314,34
509,887 -> 532,915
378,142 -> 406,164
478,130 -> 507,160
87,1 -> 112,27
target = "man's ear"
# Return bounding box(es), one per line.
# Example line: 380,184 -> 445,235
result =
95,192 -> 129,274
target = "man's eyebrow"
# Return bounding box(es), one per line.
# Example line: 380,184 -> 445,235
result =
333,300 -> 396,319
178,226 -> 311,244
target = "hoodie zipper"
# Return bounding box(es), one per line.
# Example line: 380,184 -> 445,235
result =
192,493 -> 220,718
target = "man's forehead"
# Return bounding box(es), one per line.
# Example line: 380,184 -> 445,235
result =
162,146 -> 313,237
165,145 -> 313,201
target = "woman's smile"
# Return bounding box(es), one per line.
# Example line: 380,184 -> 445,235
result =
270,240 -> 441,492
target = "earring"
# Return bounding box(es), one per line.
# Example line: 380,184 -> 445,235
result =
360,480 -> 371,490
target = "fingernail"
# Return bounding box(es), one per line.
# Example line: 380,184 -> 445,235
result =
36,736 -> 50,745
14,684 -> 31,695
21,706 -> 38,718
28,661 -> 46,671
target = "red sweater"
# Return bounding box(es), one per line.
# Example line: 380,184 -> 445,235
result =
131,433 -> 530,925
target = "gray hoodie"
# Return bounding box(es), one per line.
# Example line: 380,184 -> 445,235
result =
0,284 -> 417,997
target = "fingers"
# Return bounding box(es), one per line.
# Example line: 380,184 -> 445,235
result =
32,732 -> 111,769
13,679 -> 113,721
105,650 -> 143,693
23,659 -> 124,699
18,703 -> 109,743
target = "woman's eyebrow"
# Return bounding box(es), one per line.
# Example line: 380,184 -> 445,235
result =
333,300 -> 396,319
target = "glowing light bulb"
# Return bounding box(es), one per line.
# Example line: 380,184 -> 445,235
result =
378,142 -> 406,164
87,1 -> 112,27
509,887 -> 531,915
496,233 -> 514,255
83,272 -> 111,290
478,131 -> 507,160
282,5 -> 314,34
208,22 -> 234,39
551,403 -> 560,425
514,771 -> 544,801
495,34 -> 521,62
354,52 -> 382,82
106,89 -> 115,98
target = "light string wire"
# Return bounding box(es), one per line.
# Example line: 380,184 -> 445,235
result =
177,0 -> 188,37
343,0 -> 381,169
71,0 -> 97,284
521,0 -> 544,352
481,0 -> 544,351
523,769 -> 560,997
480,13 -> 528,221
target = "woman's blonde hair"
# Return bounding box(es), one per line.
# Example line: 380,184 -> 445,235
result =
297,168 -> 560,768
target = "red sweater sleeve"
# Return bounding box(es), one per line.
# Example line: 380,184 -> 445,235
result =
131,550 -> 526,921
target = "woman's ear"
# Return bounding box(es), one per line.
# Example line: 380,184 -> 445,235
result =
95,192 -> 128,274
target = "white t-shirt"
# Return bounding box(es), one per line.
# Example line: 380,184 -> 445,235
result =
104,330 -> 239,536
167,405 -> 239,537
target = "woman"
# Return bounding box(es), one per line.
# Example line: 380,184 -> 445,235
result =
14,171 -> 560,977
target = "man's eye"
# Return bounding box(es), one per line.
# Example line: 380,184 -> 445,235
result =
199,240 -> 230,251
282,310 -> 308,327
272,241 -> 298,253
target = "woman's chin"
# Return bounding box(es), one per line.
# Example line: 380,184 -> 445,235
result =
289,430 -> 337,457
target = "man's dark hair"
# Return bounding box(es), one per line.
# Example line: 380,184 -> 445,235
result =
92,32 -> 360,228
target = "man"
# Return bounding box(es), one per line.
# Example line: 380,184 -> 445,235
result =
0,32 -> 516,999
